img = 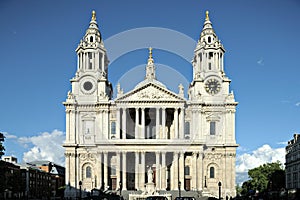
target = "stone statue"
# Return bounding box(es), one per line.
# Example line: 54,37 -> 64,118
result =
147,167 -> 153,183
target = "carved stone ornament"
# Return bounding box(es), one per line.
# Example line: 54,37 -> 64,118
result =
80,153 -> 96,162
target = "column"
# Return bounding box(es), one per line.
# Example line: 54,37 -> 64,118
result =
191,153 -> 197,189
179,152 -> 185,190
140,151 -> 146,189
122,108 -> 126,139
174,108 -> 179,139
135,152 -> 139,190
197,152 -> 203,190
65,153 -> 70,185
162,108 -> 166,139
103,152 -> 108,189
122,152 -> 127,190
172,152 -> 178,190
135,108 -> 139,139
179,108 -> 185,139
155,152 -> 160,189
116,152 -> 121,189
116,108 -> 121,139
97,152 -> 103,189
156,108 -> 160,139
141,108 -> 145,139
101,53 -> 105,72
161,152 -> 167,190
192,110 -> 196,139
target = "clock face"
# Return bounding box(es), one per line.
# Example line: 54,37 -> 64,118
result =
205,78 -> 221,95
83,81 -> 93,91
81,79 -> 95,94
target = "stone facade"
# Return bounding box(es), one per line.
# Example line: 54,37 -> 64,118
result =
63,11 -> 238,198
286,134 -> 300,189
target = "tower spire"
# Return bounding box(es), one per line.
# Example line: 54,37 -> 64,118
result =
205,10 -> 209,21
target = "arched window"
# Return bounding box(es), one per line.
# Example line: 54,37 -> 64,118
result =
86,166 -> 92,178
90,36 -> 93,42
184,166 -> 190,176
208,36 -> 211,43
210,167 -> 215,178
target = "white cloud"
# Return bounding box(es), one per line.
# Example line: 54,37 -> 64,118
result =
236,144 -> 285,185
18,130 -> 65,166
2,132 -> 18,139
295,102 -> 300,107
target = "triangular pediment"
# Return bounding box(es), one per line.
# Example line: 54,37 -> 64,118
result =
115,82 -> 185,102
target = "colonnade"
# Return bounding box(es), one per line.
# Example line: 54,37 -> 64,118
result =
115,107 -> 185,139
72,150 -> 205,192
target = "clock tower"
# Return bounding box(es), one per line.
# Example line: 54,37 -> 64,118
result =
187,11 -> 238,195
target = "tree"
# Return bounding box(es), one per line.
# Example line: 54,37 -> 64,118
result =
241,161 -> 285,196
0,132 -> 5,158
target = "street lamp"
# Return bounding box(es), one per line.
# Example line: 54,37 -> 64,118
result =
79,181 -> 82,200
218,181 -> 222,200
178,181 -> 181,198
119,181 -> 122,200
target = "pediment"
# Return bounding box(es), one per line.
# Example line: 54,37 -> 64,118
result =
115,82 -> 185,102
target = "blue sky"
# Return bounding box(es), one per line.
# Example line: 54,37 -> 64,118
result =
1,0 -> 300,184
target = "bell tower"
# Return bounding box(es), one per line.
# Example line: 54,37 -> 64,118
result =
70,10 -> 112,104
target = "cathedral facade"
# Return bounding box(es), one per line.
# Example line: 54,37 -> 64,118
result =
63,10 -> 238,198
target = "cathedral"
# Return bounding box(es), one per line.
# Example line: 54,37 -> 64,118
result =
63,10 -> 238,199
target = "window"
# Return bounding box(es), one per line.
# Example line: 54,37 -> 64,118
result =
111,122 -> 116,135
88,52 -> 93,69
111,166 -> 116,175
210,167 -> 215,178
90,36 -> 93,42
210,121 -> 216,135
208,36 -> 211,43
86,166 -> 92,178
208,63 -> 212,70
184,166 -> 190,176
209,52 -> 213,59
184,122 -> 190,136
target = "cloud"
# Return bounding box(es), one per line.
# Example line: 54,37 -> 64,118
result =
236,144 -> 285,185
18,130 -> 65,165
2,132 -> 18,139
295,102 -> 300,106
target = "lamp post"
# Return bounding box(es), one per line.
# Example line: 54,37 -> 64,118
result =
178,181 -> 181,198
119,181 -> 122,200
218,181 -> 222,200
79,181 -> 82,200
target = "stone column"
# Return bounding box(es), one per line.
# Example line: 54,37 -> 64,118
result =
97,152 -> 103,189
179,152 -> 185,190
141,108 -> 145,139
162,108 -> 166,139
122,152 -> 127,190
122,108 -> 126,139
174,108 -> 179,139
135,108 -> 139,139
135,152 -> 139,190
116,108 -> 121,139
103,152 -> 108,188
65,153 -> 70,185
197,153 -> 203,190
155,152 -> 160,189
161,152 -> 167,190
140,151 -> 146,189
116,152 -> 121,190
191,153 -> 197,189
172,152 -> 178,190
179,108 -> 185,139
156,108 -> 160,139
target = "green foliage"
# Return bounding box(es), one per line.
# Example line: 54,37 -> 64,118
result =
241,161 -> 285,195
0,133 -> 5,158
